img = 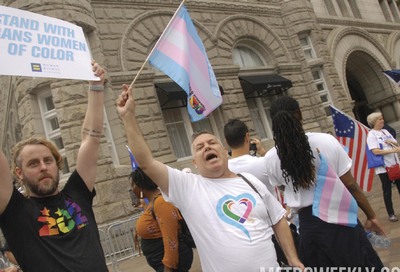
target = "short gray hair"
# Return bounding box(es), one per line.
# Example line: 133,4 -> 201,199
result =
366,112 -> 383,128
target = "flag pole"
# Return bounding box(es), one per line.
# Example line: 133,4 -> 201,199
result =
129,0 -> 187,89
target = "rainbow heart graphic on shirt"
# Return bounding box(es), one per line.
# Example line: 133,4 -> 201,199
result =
216,193 -> 256,241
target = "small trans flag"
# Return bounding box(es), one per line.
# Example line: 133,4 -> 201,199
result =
126,145 -> 138,172
149,5 -> 222,122
312,151 -> 358,227
383,69 -> 400,86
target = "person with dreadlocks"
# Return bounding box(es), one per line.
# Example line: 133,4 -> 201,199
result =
264,95 -> 385,268
130,167 -> 193,272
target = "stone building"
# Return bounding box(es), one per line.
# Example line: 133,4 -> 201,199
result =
0,0 -> 399,223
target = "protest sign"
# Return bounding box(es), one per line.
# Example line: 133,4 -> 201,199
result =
0,5 -> 98,81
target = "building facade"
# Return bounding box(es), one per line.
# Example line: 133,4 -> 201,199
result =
1,0 -> 399,223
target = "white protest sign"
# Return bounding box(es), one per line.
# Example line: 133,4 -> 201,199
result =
0,5 -> 99,81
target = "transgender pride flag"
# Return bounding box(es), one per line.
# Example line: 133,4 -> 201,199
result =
383,69 -> 400,86
126,145 -> 138,172
312,152 -> 358,227
148,4 -> 222,122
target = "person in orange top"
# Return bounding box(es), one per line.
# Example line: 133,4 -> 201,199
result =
130,168 -> 193,272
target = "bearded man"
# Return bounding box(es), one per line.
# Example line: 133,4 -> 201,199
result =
0,61 -> 108,272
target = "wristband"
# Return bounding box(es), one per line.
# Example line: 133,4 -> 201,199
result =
89,84 -> 104,91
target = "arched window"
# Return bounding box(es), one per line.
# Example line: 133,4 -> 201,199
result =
233,45 -> 274,140
233,45 -> 265,67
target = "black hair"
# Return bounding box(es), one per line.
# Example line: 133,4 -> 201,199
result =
129,167 -> 158,191
223,119 -> 248,148
270,95 -> 316,192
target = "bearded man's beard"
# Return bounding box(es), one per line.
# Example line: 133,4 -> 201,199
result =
23,172 -> 60,197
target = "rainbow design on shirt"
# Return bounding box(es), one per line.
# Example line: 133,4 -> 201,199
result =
216,193 -> 256,241
37,198 -> 88,236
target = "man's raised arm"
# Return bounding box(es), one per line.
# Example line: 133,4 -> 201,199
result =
117,84 -> 169,194
75,61 -> 106,192
0,150 -> 14,215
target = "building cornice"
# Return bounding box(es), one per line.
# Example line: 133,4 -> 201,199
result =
318,17 -> 400,32
91,0 -> 282,14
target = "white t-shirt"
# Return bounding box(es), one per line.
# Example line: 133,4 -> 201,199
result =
265,132 -> 352,209
163,167 -> 286,272
367,129 -> 398,174
228,154 -> 276,197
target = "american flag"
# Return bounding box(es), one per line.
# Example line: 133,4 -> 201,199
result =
329,106 -> 374,192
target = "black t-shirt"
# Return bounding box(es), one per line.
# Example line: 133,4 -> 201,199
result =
0,171 -> 108,272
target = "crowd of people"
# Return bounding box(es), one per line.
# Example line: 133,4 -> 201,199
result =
117,82 -> 387,270
0,58 -> 394,271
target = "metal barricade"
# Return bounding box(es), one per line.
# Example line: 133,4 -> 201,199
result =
98,227 -> 114,265
99,215 -> 140,271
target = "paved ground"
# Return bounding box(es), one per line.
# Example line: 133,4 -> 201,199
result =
108,175 -> 400,271
108,248 -> 202,272
358,176 -> 400,269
